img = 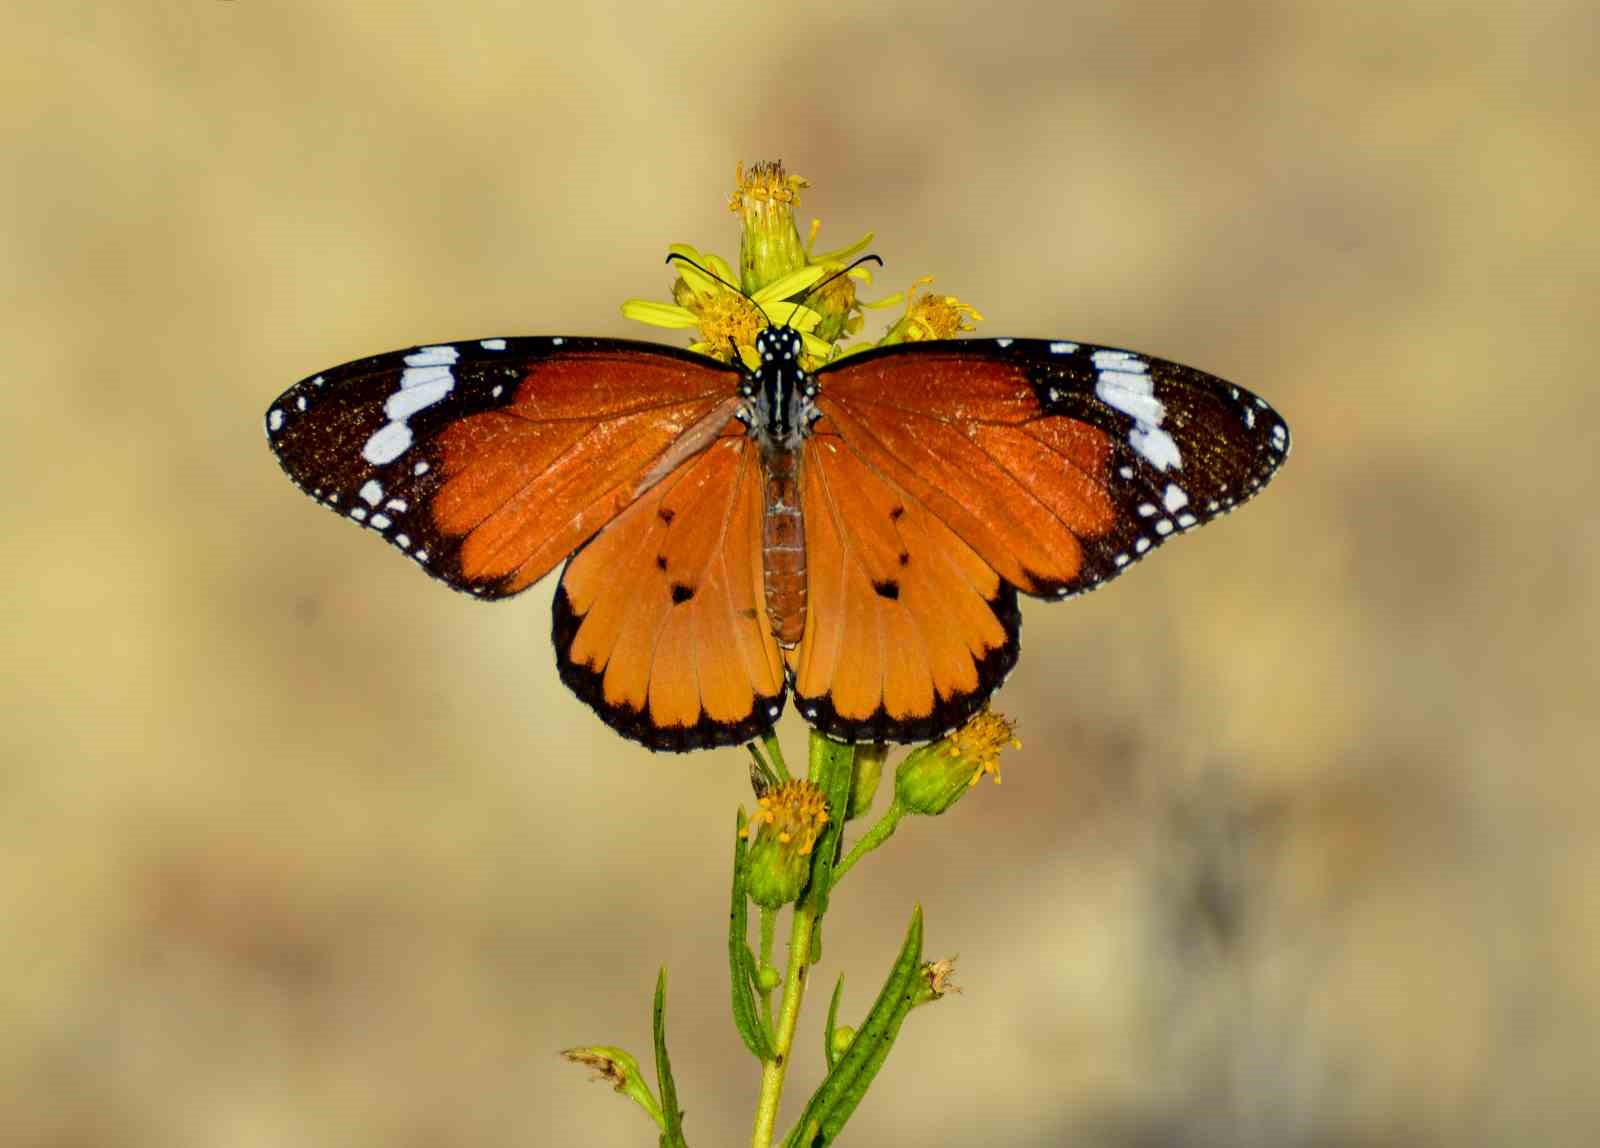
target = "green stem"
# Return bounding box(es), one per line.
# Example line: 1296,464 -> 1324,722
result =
831,799 -> 905,886
759,905 -> 778,1028
762,732 -> 791,782
751,900 -> 817,1148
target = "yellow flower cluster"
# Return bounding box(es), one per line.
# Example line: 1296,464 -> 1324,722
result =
622,161 -> 981,369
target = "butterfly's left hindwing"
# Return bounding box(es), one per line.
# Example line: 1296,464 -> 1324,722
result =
265,337 -> 742,599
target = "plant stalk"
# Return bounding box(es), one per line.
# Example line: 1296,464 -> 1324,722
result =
750,899 -> 818,1147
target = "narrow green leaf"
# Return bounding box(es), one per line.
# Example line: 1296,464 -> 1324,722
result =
746,743 -> 779,795
653,968 -> 688,1148
559,1045 -> 664,1131
803,734 -> 856,924
823,975 -> 845,1070
762,732 -> 791,781
781,906 -> 926,1148
729,811 -> 776,1061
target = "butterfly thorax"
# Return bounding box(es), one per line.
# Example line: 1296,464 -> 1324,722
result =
740,327 -> 817,650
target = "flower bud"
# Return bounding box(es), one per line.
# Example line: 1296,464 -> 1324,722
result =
740,779 -> 830,908
847,742 -> 887,820
730,160 -> 810,295
830,1025 -> 856,1057
894,708 -> 1019,817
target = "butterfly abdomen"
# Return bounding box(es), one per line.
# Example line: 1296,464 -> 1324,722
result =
760,446 -> 807,649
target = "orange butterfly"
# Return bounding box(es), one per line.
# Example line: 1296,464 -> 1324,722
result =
266,322 -> 1288,750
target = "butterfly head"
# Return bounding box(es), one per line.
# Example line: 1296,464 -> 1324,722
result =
741,325 -> 817,451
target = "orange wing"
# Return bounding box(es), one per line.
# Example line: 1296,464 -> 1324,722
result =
811,348 -> 1118,597
553,434 -> 786,751
266,338 -> 742,599
790,431 -> 1020,742
798,338 -> 1290,740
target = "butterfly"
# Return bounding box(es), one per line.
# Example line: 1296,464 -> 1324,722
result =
265,321 -> 1289,751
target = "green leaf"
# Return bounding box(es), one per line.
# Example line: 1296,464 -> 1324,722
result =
559,1045 -> 664,1131
823,975 -> 845,1070
762,732 -> 791,782
781,906 -> 926,1148
653,968 -> 688,1148
729,811 -> 776,1061
746,743 -> 780,795
803,734 -> 856,925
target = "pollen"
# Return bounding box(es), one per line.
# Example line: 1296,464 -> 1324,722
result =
951,707 -> 1019,787
729,160 -> 809,217
740,779 -> 830,856
894,277 -> 985,342
694,290 -> 766,363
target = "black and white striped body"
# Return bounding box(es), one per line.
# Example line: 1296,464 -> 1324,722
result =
738,327 -> 819,649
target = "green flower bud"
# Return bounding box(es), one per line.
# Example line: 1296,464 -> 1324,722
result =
740,779 -> 830,909
757,964 -> 782,992
894,708 -> 1019,817
731,160 -> 810,295
848,742 -> 887,820
830,1025 -> 856,1057
916,958 -> 960,1005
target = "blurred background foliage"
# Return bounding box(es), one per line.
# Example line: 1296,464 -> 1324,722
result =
3,1 -> 1597,1145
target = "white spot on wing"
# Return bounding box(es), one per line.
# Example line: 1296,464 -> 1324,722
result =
1135,537 -> 1152,553
1138,503 -> 1157,517
385,498 -> 408,512
1096,370 -> 1163,425
1050,341 -> 1078,355
362,422 -> 413,465
413,461 -> 429,476
995,338 -> 1013,348
365,359 -> 457,465
1162,483 -> 1189,512
370,513 -> 391,530
296,395 -> 307,410
268,409 -> 284,432
479,338 -> 507,350
359,479 -> 383,506
1129,425 -> 1181,472
405,345 -> 459,367
1155,518 -> 1174,536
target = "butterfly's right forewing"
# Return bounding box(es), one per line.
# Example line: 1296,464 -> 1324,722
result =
265,337 -> 743,599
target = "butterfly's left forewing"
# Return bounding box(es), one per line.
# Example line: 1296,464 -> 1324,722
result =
265,337 -> 743,598
815,338 -> 1290,600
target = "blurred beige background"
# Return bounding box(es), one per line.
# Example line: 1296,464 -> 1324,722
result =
5,1 -> 1597,1145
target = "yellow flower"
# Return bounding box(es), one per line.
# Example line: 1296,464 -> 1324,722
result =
893,708 -> 1020,817
621,162 -> 980,370
879,276 -> 985,345
621,243 -> 833,368
740,779 -> 831,908
729,160 -> 811,294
